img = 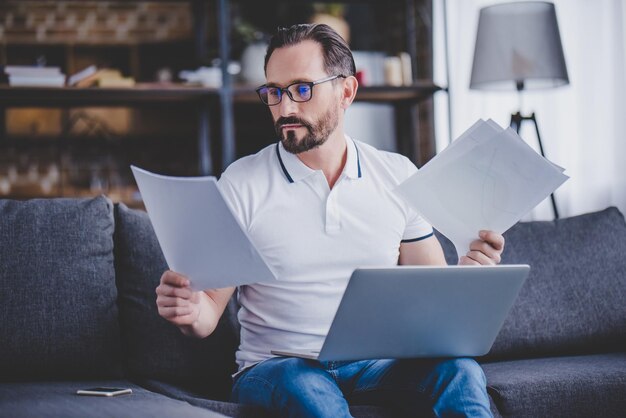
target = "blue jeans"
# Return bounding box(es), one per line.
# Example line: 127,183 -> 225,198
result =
231,357 -> 493,418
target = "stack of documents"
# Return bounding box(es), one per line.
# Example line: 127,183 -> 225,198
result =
395,119 -> 569,258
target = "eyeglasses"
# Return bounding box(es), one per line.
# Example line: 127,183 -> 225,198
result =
256,75 -> 345,106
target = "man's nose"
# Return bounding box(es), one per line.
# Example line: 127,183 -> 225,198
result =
278,92 -> 299,116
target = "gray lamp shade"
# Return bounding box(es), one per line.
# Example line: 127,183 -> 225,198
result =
470,1 -> 569,91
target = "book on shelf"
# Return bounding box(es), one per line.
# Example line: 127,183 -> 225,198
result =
72,68 -> 135,88
4,65 -> 66,87
4,65 -> 62,76
97,76 -> 136,88
68,65 -> 98,86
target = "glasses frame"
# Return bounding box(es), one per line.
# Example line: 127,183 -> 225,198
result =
255,74 -> 345,106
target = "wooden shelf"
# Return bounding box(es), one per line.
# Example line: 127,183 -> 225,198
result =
0,80 -> 443,185
0,0 -> 440,202
354,83 -> 443,102
0,83 -> 218,107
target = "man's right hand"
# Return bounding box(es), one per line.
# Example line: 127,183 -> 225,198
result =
155,270 -> 235,338
156,270 -> 201,331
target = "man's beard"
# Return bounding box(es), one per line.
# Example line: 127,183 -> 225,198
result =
275,104 -> 339,154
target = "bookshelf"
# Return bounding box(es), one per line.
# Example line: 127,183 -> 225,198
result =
0,0 -> 441,205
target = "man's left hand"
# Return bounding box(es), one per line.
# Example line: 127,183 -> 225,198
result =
459,230 -> 505,265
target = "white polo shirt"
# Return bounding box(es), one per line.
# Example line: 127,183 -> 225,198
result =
218,135 -> 433,371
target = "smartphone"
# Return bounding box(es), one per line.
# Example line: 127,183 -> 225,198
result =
76,387 -> 132,397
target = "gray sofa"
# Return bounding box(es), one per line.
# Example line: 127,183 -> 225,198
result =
1,196 -> 625,417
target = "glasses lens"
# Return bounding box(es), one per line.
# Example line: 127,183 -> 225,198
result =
258,87 -> 281,105
290,83 -> 312,102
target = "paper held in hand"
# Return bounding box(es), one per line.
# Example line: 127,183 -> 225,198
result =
395,119 -> 569,258
131,166 -> 277,290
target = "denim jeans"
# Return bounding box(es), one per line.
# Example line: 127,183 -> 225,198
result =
231,356 -> 493,418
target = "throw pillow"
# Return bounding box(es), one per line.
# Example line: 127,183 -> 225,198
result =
0,197 -> 122,379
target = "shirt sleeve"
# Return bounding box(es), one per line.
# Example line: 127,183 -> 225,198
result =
400,157 -> 434,242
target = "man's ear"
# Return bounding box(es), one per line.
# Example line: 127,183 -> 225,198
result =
340,76 -> 358,109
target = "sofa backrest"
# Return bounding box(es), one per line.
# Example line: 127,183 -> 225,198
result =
0,197 -> 123,380
437,207 -> 626,361
113,203 -> 238,400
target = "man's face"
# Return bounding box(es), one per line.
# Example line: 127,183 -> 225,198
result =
265,40 -> 342,154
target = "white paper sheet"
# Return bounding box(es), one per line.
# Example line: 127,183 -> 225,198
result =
395,119 -> 569,258
131,166 -> 277,290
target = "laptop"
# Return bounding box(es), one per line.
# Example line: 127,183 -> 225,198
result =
271,265 -> 529,361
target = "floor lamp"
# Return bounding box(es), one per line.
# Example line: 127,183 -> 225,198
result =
469,1 -> 569,219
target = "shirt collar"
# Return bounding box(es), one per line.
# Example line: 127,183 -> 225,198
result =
276,135 -> 362,184
343,135 -> 363,180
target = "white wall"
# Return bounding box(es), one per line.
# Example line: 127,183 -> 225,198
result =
433,0 -> 626,219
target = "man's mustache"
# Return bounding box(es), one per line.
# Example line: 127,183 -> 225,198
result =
275,117 -> 313,131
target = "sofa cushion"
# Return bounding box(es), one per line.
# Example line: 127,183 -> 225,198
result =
113,203 -> 239,400
0,381 -> 227,418
483,353 -> 626,418
0,197 -> 122,380
437,207 -> 626,360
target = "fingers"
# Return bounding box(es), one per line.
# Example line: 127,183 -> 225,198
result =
155,270 -> 202,326
479,230 -> 505,251
156,285 -> 193,300
460,230 -> 505,266
158,305 -> 194,318
156,270 -> 193,299
157,306 -> 199,326
469,239 -> 502,264
156,292 -> 195,316
458,255 -> 480,266
161,270 -> 190,287
157,295 -> 190,308
190,291 -> 200,304
463,249 -> 497,265
156,289 -> 201,326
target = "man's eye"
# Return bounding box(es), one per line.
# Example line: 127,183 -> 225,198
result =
267,88 -> 281,97
296,84 -> 311,97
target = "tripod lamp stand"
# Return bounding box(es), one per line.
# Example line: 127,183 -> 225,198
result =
469,1 -> 569,219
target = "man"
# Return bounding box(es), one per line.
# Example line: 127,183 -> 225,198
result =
156,23 -> 504,417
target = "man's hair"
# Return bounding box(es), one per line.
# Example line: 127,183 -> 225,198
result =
264,23 -> 356,77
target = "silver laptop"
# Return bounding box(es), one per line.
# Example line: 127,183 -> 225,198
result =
271,265 -> 529,361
